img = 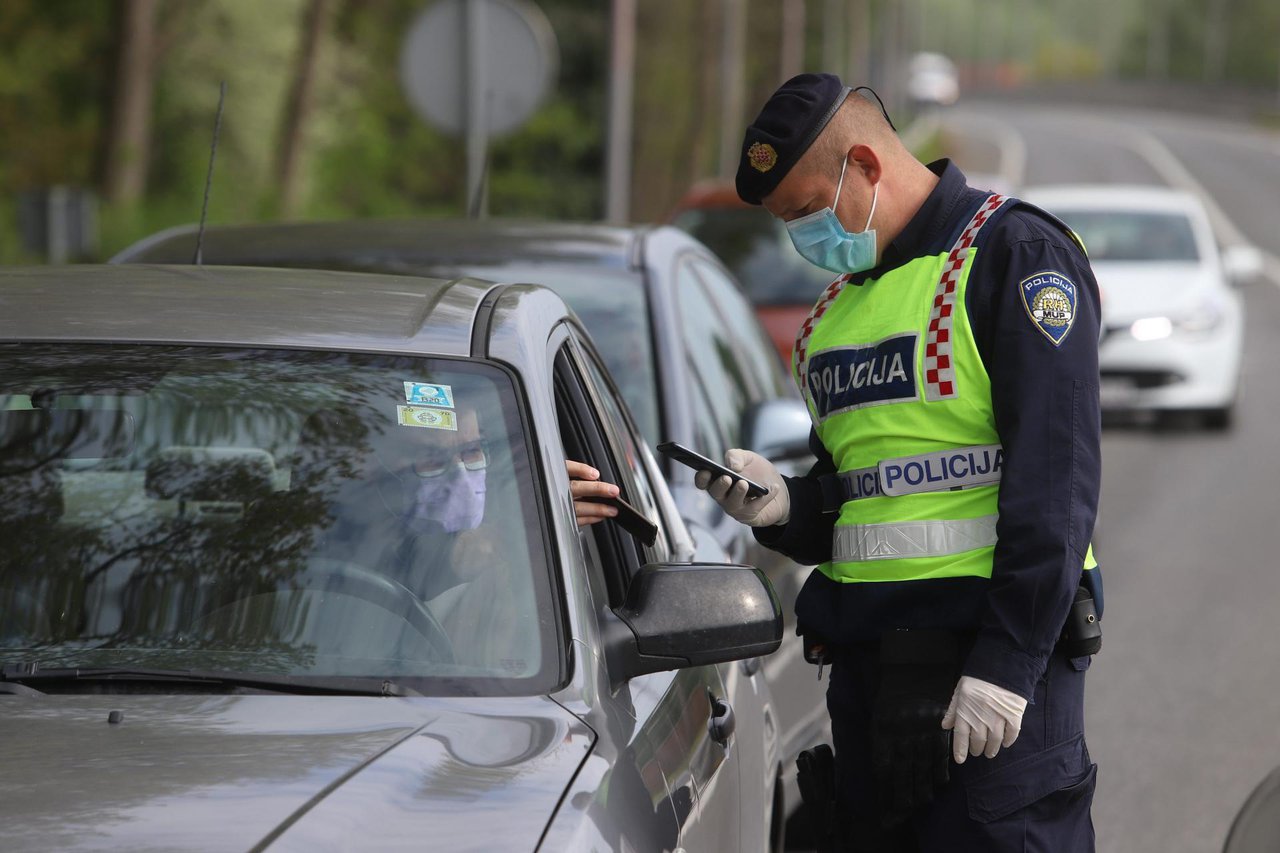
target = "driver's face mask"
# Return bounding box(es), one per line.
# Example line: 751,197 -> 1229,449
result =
413,461 -> 487,533
408,438 -> 488,532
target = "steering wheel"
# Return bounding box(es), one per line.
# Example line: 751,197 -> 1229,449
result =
287,559 -> 456,663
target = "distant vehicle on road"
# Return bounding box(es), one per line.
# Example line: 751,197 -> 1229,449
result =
1022,184 -> 1256,429
115,220 -> 830,844
0,264 -> 784,851
906,51 -> 959,108
668,181 -> 833,364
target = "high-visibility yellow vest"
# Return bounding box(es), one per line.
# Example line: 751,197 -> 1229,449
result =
793,194 -> 1097,584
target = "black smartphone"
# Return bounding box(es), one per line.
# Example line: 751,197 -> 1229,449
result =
580,493 -> 658,547
657,441 -> 769,499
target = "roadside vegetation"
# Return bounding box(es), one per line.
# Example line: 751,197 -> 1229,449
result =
1,0 -> 1276,264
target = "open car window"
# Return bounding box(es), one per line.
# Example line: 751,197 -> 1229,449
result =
0,344 -> 559,695
552,337 -> 672,607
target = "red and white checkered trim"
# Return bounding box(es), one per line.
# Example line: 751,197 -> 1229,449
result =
793,272 -> 853,403
924,193 -> 1007,401
792,193 -> 1010,411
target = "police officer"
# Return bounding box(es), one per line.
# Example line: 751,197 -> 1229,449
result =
697,73 -> 1104,851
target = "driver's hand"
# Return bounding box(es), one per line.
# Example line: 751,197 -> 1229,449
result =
566,460 -> 619,527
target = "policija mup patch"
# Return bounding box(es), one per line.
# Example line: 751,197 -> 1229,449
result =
1019,270 -> 1078,346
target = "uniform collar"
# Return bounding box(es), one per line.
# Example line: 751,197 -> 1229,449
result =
875,159 -> 971,274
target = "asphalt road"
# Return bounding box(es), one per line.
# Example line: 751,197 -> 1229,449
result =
937,99 -> 1280,853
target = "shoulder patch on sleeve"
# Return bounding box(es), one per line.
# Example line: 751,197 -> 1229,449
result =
1019,270 -> 1077,346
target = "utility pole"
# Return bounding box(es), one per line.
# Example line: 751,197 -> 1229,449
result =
849,0 -> 871,84
822,0 -> 845,78
780,0 -> 805,81
1203,0 -> 1229,84
605,0 -> 636,223
103,0 -> 159,204
719,0 -> 747,180
1147,0 -> 1170,81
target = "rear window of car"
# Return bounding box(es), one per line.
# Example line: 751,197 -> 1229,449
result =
453,263 -> 661,444
1050,209 -> 1200,262
0,344 -> 559,695
671,207 -> 832,305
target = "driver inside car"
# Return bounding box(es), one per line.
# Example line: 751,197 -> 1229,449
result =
291,402 -> 618,667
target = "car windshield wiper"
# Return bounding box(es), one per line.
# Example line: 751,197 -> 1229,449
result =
0,662 -> 415,697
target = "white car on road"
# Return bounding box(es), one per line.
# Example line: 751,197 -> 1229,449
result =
1021,184 -> 1258,429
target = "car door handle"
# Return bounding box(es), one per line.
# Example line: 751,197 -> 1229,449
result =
708,695 -> 736,746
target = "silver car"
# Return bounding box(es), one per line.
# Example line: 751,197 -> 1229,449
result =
0,265 -> 783,851
114,220 -> 832,842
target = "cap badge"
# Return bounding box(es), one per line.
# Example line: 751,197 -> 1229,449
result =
747,141 -> 778,173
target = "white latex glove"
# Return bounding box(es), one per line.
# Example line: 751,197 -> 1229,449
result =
692,448 -> 790,527
941,676 -> 1028,764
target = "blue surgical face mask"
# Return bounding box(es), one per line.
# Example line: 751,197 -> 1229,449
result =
785,157 -> 879,274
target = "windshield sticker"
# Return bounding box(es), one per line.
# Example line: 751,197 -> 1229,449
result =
404,381 -> 454,408
397,405 -> 457,430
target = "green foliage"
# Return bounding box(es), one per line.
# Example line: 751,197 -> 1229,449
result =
0,0 -> 114,191
2,0 -> 1279,263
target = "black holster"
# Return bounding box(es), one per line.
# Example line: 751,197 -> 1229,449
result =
1057,586 -> 1102,658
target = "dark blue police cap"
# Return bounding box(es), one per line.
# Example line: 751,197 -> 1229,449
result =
735,73 -> 851,206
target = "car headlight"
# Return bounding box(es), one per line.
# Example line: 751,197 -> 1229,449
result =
1128,295 -> 1226,341
1129,316 -> 1173,341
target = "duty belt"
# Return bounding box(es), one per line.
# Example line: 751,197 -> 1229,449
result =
818,444 -> 1003,512
832,515 -> 999,562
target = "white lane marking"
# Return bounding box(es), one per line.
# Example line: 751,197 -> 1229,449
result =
1123,126 -> 1280,289
940,111 -> 1027,189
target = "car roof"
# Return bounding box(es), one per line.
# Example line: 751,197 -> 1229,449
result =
112,219 -> 649,271
0,264 -> 499,356
1020,184 -> 1204,214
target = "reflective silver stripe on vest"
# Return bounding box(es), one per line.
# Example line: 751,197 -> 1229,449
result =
835,444 -> 1003,501
832,515 -> 998,562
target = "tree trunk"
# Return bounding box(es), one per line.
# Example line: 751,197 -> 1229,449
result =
103,0 -> 159,205
277,0 -> 333,218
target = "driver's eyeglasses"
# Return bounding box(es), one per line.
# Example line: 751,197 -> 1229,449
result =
415,440 -> 489,478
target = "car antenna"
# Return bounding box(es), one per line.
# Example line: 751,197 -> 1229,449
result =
193,80 -> 227,265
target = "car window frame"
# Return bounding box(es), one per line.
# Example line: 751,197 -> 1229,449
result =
687,253 -> 794,401
672,252 -> 755,458
552,336 -> 673,608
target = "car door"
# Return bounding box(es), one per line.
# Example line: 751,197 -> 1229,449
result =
553,332 -> 746,853
678,255 -> 830,812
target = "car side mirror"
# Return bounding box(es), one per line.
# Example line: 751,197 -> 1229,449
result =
741,398 -> 812,463
604,562 -> 782,685
1222,244 -> 1263,287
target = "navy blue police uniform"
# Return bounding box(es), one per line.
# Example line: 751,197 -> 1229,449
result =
736,75 -> 1104,852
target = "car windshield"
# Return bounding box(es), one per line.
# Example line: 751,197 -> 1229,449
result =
672,207 -> 832,305
451,263 -> 660,443
0,344 -> 557,695
1050,209 -> 1200,262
